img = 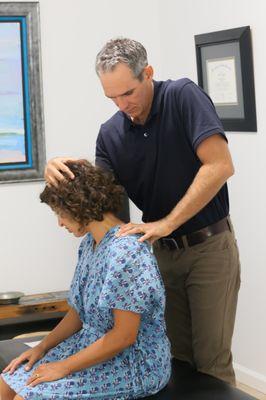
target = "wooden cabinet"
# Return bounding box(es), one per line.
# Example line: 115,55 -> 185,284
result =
0,291 -> 70,340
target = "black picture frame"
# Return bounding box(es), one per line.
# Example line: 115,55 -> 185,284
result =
195,26 -> 257,132
0,2 -> 45,184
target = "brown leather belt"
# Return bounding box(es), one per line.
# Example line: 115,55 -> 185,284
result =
158,217 -> 231,251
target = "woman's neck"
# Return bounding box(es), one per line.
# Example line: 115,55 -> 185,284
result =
88,213 -> 123,245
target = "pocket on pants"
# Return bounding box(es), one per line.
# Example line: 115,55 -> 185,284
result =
191,231 -> 234,256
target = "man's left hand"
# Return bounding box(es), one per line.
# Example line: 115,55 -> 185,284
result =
116,219 -> 175,244
26,361 -> 69,387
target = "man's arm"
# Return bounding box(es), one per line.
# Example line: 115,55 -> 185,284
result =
117,134 -> 234,243
44,132 -> 112,186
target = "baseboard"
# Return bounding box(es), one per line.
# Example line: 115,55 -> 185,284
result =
234,362 -> 266,394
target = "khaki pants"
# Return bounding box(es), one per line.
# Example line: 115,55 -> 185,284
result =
153,222 -> 241,385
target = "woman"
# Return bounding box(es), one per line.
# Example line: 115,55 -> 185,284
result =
1,160 -> 171,400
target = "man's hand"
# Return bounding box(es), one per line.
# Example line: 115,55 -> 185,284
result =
44,157 -> 76,186
26,361 -> 69,387
116,219 -> 175,244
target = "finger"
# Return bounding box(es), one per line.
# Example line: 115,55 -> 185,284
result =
27,370 -> 40,385
118,224 -> 141,234
137,232 -> 155,242
2,358 -> 16,373
48,168 -> 66,183
118,222 -> 133,229
45,175 -> 58,187
9,357 -> 26,374
56,162 -> 75,179
119,227 -> 144,236
45,161 -> 74,186
24,358 -> 38,372
26,375 -> 35,385
116,223 -> 134,234
28,376 -> 46,387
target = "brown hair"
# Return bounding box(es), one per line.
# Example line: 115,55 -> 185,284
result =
40,160 -> 124,226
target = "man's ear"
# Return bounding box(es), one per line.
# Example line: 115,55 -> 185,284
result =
144,65 -> 154,80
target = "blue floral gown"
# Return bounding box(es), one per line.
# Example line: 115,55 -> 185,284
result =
2,226 -> 171,399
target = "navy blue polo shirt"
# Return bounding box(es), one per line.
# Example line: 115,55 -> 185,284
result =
96,78 -> 229,236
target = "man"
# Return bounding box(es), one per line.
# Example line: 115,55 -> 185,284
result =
45,38 -> 240,385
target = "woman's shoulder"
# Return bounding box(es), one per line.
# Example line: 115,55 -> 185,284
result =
106,234 -> 159,278
110,234 -> 152,258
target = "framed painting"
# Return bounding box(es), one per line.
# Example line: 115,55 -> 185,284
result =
0,2 -> 45,183
195,26 -> 257,132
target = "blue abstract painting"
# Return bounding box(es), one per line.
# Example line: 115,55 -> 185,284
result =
0,17 -> 32,169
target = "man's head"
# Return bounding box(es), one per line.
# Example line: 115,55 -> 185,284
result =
95,37 -> 148,79
95,38 -> 154,124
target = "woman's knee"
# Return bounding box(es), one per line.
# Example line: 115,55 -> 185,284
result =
0,375 -> 17,399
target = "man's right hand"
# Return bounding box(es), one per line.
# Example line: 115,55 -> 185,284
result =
44,157 -> 76,186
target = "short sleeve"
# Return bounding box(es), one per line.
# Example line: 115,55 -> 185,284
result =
98,239 -> 162,314
178,81 -> 227,151
95,128 -> 114,173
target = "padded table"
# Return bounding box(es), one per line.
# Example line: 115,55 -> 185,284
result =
0,337 -> 256,400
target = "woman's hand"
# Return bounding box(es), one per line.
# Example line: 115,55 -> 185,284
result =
26,361 -> 69,387
45,157 -> 76,186
3,344 -> 46,374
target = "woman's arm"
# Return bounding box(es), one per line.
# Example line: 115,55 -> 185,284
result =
4,307 -> 82,374
27,308 -> 141,385
39,306 -> 82,353
61,309 -> 141,374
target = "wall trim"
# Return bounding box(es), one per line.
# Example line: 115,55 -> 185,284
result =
234,362 -> 266,394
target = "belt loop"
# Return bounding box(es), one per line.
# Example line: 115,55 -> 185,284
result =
182,234 -> 189,249
226,215 -> 233,232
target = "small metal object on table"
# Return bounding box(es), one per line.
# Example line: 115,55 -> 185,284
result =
0,291 -> 70,340
0,291 -> 25,305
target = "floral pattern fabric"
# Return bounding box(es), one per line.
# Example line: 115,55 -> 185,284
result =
2,226 -> 171,399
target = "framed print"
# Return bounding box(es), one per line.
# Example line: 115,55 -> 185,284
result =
195,26 -> 257,132
0,2 -> 45,183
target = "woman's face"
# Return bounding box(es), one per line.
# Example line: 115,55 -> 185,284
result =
56,211 -> 88,237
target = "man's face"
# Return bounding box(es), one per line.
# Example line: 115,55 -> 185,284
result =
99,63 -> 154,124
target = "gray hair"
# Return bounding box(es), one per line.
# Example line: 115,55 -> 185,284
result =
95,37 -> 148,80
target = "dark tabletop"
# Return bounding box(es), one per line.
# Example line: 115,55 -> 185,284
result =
0,338 -> 256,400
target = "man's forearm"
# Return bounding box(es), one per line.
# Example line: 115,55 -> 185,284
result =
166,162 -> 233,231
40,307 -> 82,352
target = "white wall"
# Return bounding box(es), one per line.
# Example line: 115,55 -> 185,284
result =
0,0 -> 265,393
157,0 -> 266,392
0,0 -> 159,294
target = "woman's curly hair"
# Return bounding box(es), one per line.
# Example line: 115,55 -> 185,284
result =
40,160 -> 125,226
